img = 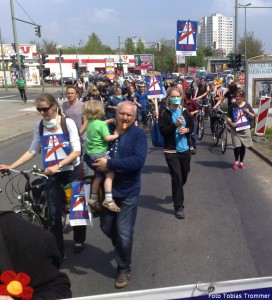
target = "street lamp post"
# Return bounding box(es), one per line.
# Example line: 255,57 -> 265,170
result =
239,3 -> 252,59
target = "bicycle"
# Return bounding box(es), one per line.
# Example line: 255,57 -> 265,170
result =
196,99 -> 210,140
0,166 -> 68,229
212,107 -> 228,154
146,102 -> 155,132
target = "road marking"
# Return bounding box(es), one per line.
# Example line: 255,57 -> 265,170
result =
0,95 -> 17,98
19,107 -> 37,112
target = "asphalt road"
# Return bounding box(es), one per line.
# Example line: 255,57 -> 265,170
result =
0,127 -> 272,298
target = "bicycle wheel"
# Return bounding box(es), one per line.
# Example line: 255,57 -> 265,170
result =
213,120 -> 219,145
198,117 -> 204,140
220,125 -> 228,154
62,212 -> 68,230
147,114 -> 154,133
13,207 -> 43,227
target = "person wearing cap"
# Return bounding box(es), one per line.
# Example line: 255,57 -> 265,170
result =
133,84 -> 149,130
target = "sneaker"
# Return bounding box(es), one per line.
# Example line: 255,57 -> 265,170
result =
74,243 -> 84,254
239,163 -> 246,169
232,163 -> 239,170
174,208 -> 185,219
63,203 -> 70,213
190,146 -> 196,155
115,273 -> 131,289
61,254 -> 67,261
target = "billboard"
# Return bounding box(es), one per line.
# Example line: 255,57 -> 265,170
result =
134,54 -> 154,70
105,58 -> 115,80
247,60 -> 272,112
176,20 -> 197,56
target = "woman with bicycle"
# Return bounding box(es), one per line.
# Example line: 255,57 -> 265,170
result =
0,93 -> 81,260
227,89 -> 255,170
209,82 -> 223,133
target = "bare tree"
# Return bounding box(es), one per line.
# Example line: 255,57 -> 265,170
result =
237,31 -> 264,59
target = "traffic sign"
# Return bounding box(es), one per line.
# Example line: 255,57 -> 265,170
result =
145,75 -> 163,99
255,96 -> 271,135
176,20 -> 197,56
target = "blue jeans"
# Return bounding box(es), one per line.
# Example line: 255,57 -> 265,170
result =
190,119 -> 198,149
46,164 -> 86,256
137,107 -> 147,125
100,195 -> 139,274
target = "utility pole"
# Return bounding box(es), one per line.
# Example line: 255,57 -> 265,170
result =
10,0 -> 21,70
0,27 -> 8,91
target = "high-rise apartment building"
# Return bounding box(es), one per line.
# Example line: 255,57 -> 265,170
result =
198,13 -> 233,55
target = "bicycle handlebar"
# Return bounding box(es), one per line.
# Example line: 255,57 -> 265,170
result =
196,100 -> 209,107
1,165 -> 48,179
214,107 -> 227,115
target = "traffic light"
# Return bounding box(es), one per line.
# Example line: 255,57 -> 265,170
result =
235,53 -> 242,68
35,25 -> 41,38
241,55 -> 245,67
20,55 -> 25,69
74,62 -> 79,70
10,55 -> 17,68
42,54 -> 49,64
227,53 -> 234,68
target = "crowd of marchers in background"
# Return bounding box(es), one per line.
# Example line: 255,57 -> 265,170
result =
0,69 -> 254,297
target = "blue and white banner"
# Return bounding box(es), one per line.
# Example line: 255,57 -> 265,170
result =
69,181 -> 93,226
176,20 -> 198,57
145,75 -> 163,99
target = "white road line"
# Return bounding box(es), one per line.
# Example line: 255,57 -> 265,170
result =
0,95 -> 18,98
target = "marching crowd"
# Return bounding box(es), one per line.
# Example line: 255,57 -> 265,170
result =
0,73 -> 255,299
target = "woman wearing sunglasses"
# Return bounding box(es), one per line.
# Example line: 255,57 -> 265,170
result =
0,93 -> 81,260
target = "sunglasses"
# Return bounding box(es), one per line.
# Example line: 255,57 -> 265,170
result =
36,105 -> 52,113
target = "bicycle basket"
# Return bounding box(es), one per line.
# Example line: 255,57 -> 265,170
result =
31,178 -> 47,204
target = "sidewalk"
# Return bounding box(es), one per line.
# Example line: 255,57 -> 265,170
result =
0,100 -> 271,166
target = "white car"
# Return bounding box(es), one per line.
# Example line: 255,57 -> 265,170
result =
44,74 -> 60,84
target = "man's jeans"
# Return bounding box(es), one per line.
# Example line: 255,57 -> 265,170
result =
100,195 -> 138,274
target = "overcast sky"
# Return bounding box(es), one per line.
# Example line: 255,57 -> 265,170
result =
0,0 -> 271,54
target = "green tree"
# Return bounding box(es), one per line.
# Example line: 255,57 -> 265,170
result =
237,31 -> 264,59
83,32 -> 113,54
124,38 -> 135,54
135,39 -> 145,54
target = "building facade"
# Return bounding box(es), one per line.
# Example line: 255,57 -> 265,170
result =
198,13 -> 233,55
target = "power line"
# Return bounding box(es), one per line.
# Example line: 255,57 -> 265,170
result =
14,0 -> 36,25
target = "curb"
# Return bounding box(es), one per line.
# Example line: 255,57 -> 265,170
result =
249,145 -> 272,167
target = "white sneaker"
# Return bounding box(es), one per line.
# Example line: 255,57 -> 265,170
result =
190,146 -> 196,154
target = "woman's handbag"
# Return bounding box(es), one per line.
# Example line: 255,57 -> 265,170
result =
151,98 -> 164,147
151,119 -> 164,147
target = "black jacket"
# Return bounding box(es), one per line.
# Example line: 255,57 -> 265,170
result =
158,106 -> 194,151
0,211 -> 72,300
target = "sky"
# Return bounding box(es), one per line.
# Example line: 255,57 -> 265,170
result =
0,0 -> 272,54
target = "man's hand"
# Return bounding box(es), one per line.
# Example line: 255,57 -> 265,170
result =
92,157 -> 109,172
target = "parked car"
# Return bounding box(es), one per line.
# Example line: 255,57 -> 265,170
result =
58,77 -> 76,86
44,73 -> 60,84
205,73 -> 219,84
